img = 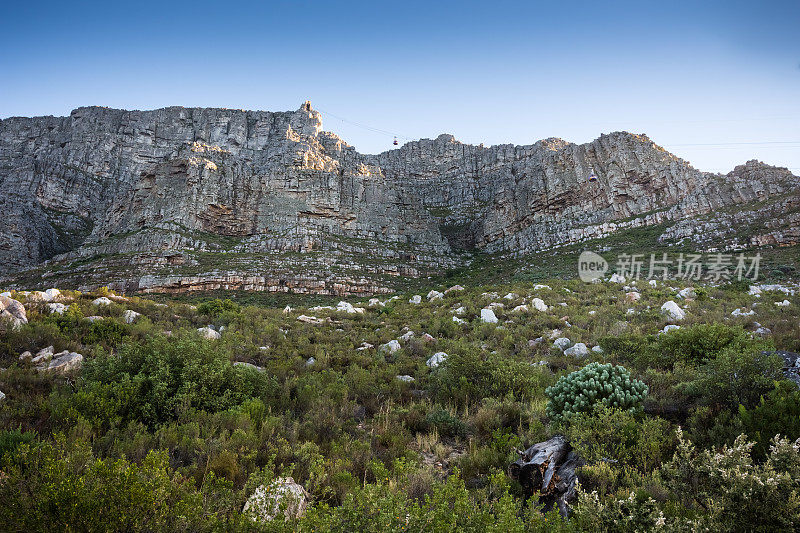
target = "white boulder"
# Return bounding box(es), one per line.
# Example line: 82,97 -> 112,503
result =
677,287 -> 697,299
336,301 -> 365,314
39,351 -> 83,374
198,326 -> 221,340
399,331 -> 415,342
564,343 -> 589,357
123,310 -> 142,323
409,295 -> 422,304
426,352 -> 448,368
661,301 -> 686,321
47,303 -> 68,315
427,290 -> 444,301
92,297 -> 112,306
379,339 -> 401,353
243,477 -> 309,523
0,295 -> 27,330
480,308 -> 498,323
553,337 -> 572,352
531,298 -> 548,312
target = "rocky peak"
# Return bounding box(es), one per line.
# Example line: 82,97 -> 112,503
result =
0,103 -> 797,295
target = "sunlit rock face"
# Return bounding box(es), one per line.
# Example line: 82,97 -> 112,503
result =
1,102 -> 797,294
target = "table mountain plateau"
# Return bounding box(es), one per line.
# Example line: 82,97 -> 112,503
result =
1,102 -> 797,295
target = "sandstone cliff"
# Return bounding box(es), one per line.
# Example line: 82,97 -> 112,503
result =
1,102 -> 797,294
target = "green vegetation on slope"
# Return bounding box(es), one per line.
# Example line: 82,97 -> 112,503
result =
0,278 -> 799,531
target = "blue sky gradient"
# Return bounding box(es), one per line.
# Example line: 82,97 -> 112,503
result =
1,0 -> 798,172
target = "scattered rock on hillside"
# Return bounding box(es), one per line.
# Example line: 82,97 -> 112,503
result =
427,352 -> 447,368
531,298 -> 548,312
427,290 -> 443,301
85,316 -> 104,323
198,326 -> 221,339
47,303 -> 68,315
512,305 -> 529,313
564,343 -> 589,357
30,346 -> 54,363
409,295 -> 422,304
553,337 -> 572,352
677,288 -> 697,299
480,308 -> 499,323
755,326 -> 772,337
592,345 -> 604,353
92,297 -> 112,306
42,288 -> 61,301
731,308 -> 755,317
39,351 -> 83,373
399,331 -> 415,342
297,315 -> 323,325
661,301 -> 686,321
661,324 -> 681,334
243,477 -> 309,523
0,295 -> 27,330
336,301 -> 365,313
775,300 -> 791,307
452,316 -> 466,324
444,285 -> 464,293
625,292 -> 641,303
396,375 -> 415,382
380,339 -> 401,353
123,310 -> 142,323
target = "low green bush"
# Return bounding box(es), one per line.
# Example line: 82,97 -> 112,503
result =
546,363 -> 647,422
738,380 -> 800,459
74,334 -> 278,429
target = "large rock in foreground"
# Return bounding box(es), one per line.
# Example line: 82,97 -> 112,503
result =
0,295 -> 27,330
243,477 -> 309,522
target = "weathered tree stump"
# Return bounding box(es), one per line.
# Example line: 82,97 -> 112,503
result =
509,436 -> 583,517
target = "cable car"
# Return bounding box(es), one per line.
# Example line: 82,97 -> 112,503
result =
393,137 -> 398,146
587,168 -> 598,182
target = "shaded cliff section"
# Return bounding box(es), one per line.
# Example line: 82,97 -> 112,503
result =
1,103 -> 797,294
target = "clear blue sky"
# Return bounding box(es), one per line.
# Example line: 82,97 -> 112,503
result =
1,0 -> 798,172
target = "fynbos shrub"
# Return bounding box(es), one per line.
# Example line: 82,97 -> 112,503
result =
545,362 -> 647,422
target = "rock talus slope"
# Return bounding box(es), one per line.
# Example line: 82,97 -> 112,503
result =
1,102 -> 797,294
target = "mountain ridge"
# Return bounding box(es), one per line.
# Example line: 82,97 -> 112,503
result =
1,102 -> 797,294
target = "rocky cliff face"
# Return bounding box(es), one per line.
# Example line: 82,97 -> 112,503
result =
1,102 -> 797,294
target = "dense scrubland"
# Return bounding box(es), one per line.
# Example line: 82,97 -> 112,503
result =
1,278 -> 799,531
